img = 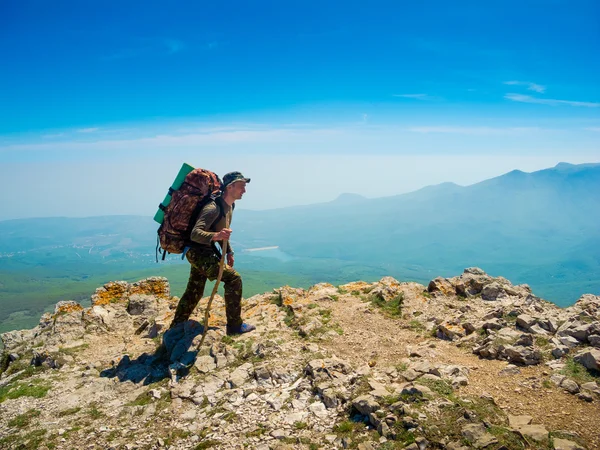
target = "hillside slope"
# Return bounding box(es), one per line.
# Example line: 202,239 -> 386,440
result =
1,269 -> 599,449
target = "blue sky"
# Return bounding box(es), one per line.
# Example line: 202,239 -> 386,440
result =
0,0 -> 599,219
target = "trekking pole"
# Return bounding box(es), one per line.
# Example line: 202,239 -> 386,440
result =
197,218 -> 230,348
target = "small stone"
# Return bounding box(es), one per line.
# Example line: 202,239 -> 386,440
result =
577,392 -> 593,402
553,438 -> 586,450
517,424 -> 548,441
561,379 -> 580,394
270,429 -> 287,440
508,415 -> 532,428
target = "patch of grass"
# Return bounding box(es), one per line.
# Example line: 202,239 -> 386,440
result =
542,380 -> 552,389
294,421 -> 308,430
20,428 -> 48,450
87,403 -> 104,419
62,425 -> 81,439
270,292 -> 283,307
534,336 -> 551,348
283,307 -> 296,328
222,411 -> 238,422
127,391 -> 153,407
0,351 -> 10,375
58,343 -> 89,355
422,291 -> 432,299
381,394 -> 401,406
561,357 -> 599,383
307,303 -> 318,309
369,292 -> 405,318
396,362 -> 408,372
489,426 -> 526,449
0,379 -> 51,403
232,338 -> 260,362
407,320 -> 426,332
8,409 -> 41,428
318,308 -> 332,323
331,322 -> 344,335
334,420 -> 354,433
221,335 -> 234,345
245,424 -> 267,437
392,426 -> 416,446
418,378 -> 453,397
329,294 -> 339,301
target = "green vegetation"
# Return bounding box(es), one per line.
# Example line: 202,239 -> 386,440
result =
0,379 -> 50,403
58,343 -> 89,355
126,392 -> 153,407
417,378 -> 454,396
8,409 -> 41,428
87,402 -> 104,419
368,292 -> 405,318
294,421 -> 308,430
407,320 -> 426,332
57,407 -> 81,417
245,424 -> 267,437
560,357 -> 599,383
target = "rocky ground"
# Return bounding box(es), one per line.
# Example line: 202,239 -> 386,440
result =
1,268 -> 599,450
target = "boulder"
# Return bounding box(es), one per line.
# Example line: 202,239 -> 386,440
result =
461,423 -> 498,448
126,294 -> 158,317
561,379 -> 580,394
504,345 -> 542,366
481,282 -> 507,301
552,438 -> 586,450
428,277 -> 455,296
352,395 -> 380,416
516,314 -> 536,331
516,424 -> 548,441
574,349 -> 600,371
508,415 -> 532,428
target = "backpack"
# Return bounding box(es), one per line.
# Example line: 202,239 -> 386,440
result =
156,167 -> 223,261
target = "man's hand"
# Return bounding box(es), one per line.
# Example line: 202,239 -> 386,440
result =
227,253 -> 234,267
212,228 -> 232,241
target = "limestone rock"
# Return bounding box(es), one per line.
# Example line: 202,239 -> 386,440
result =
508,415 -> 532,428
428,277 -> 455,296
352,395 -> 380,416
516,424 -> 548,441
574,349 -> 600,371
552,438 -> 586,450
461,423 -> 498,448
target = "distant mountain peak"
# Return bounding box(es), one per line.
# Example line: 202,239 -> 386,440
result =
332,193 -> 367,203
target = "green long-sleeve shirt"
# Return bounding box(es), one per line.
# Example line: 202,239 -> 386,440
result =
190,197 -> 234,255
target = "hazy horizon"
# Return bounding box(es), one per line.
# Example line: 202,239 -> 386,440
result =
1,1 -> 599,220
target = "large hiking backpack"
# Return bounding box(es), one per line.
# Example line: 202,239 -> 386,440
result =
156,167 -> 223,260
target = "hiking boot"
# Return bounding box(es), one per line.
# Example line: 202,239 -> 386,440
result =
226,323 -> 256,335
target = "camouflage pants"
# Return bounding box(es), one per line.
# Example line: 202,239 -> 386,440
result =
170,249 -> 243,329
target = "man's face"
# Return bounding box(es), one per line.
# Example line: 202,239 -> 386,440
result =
229,181 -> 247,200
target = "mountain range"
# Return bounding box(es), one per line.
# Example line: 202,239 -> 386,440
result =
0,162 -> 598,333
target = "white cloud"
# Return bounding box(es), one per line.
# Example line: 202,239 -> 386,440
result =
407,126 -> 542,136
505,93 -> 600,107
77,128 -> 100,133
586,127 -> 600,132
504,81 -> 546,93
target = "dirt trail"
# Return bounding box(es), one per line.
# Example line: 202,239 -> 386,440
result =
321,293 -> 600,448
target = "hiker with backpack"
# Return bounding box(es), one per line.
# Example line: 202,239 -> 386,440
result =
163,171 -> 256,335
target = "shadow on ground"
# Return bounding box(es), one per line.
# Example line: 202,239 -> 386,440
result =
100,320 -> 216,384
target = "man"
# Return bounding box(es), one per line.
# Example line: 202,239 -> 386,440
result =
169,171 -> 256,335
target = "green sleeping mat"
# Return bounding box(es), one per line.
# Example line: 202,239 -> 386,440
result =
153,162 -> 195,224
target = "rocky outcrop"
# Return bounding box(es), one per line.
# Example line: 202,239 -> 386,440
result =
0,271 -> 598,450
